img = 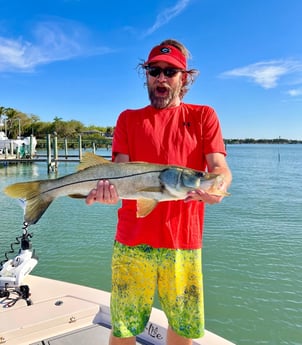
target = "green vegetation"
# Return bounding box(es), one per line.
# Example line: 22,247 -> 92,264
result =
225,138 -> 302,144
0,106 -> 113,141
1,106 -> 301,145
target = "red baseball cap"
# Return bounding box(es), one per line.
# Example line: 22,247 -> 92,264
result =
145,44 -> 187,70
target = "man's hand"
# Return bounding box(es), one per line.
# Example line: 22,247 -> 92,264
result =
184,189 -> 224,205
184,179 -> 229,204
86,180 -> 119,205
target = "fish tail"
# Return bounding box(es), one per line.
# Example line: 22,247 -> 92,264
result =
4,181 -> 54,225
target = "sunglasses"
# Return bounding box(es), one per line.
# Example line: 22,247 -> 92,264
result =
145,66 -> 184,78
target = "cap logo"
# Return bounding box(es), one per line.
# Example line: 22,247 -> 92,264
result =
146,44 -> 187,69
160,47 -> 171,54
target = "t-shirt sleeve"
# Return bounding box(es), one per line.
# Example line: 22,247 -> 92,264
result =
112,111 -> 130,160
202,106 -> 226,156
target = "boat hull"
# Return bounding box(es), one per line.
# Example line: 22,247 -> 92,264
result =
0,275 -> 235,345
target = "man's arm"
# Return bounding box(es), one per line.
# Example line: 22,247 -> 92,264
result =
185,152 -> 232,204
206,152 -> 232,187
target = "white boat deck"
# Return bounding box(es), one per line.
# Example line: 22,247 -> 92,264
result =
0,275 -> 235,345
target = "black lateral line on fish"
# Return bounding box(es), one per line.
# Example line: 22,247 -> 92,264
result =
26,169 -> 166,201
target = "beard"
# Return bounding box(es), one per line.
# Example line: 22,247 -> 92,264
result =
147,80 -> 183,109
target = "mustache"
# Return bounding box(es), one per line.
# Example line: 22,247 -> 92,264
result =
154,82 -> 171,89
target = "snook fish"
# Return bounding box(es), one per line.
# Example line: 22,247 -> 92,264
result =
4,153 -> 229,225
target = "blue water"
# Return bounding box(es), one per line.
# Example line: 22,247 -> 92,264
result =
0,145 -> 301,345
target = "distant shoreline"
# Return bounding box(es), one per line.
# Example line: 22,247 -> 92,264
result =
224,138 -> 302,144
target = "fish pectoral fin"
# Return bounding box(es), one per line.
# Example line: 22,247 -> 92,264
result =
136,199 -> 158,218
77,152 -> 110,171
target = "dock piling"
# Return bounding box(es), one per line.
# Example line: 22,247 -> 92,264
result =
78,135 -> 82,161
1,134 -> 112,172
64,138 -> 68,159
46,134 -> 52,174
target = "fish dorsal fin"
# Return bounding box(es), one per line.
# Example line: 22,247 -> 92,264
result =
136,199 -> 158,218
77,152 -> 110,171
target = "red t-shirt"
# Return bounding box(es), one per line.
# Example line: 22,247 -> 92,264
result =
112,103 -> 226,249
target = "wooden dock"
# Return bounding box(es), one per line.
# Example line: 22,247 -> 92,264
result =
0,154 -> 111,167
0,155 -> 80,164
0,133 -> 111,173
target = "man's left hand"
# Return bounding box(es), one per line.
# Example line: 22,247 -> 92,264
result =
184,190 -> 224,205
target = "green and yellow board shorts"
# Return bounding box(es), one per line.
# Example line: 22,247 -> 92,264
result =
111,241 -> 204,339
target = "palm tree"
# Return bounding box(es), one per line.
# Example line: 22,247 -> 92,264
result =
4,108 -> 22,138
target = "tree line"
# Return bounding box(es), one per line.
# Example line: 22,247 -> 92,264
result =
225,138 -> 302,144
1,106 -> 301,144
0,106 -> 113,140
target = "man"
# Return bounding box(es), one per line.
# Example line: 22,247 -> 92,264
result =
86,39 -> 232,345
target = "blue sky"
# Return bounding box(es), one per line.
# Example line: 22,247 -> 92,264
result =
0,0 -> 301,139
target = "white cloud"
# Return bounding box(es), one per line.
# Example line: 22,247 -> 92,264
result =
143,0 -> 190,37
221,60 -> 302,89
0,18 -> 111,72
286,88 -> 302,97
